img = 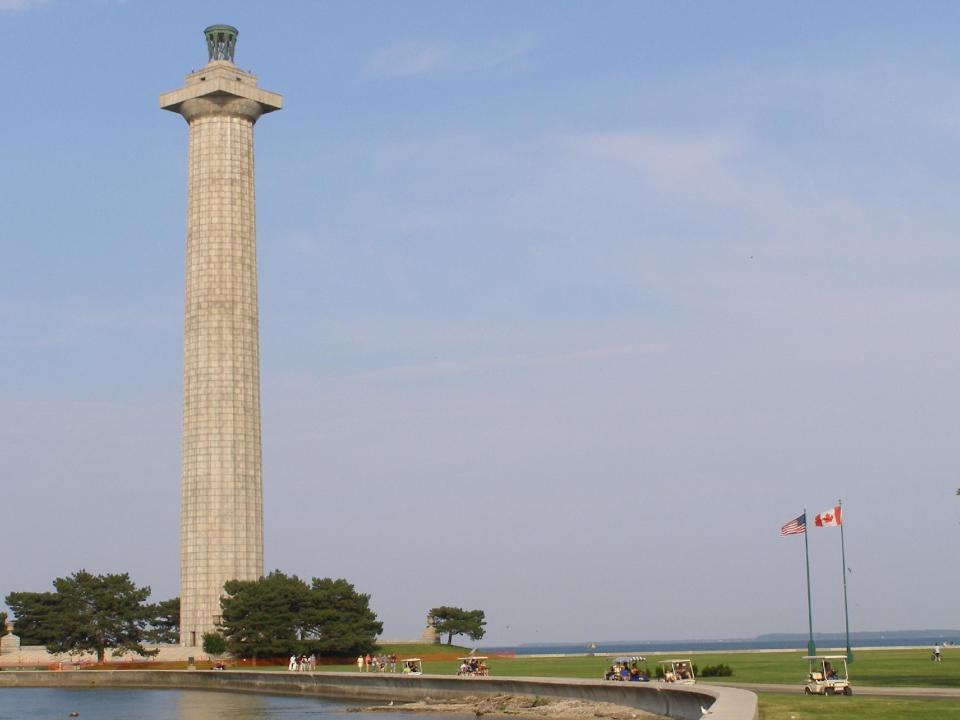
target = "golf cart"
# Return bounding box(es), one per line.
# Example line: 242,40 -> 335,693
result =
604,656 -> 648,681
659,659 -> 695,684
457,656 -> 489,676
401,658 -> 423,675
802,655 -> 851,696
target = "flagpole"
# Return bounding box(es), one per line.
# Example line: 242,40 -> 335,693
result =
803,509 -> 816,657
839,498 -> 853,663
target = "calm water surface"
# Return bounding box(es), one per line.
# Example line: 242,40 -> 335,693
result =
0,688 -> 471,720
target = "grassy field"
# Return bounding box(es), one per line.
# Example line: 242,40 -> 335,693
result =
757,692 -> 960,720
325,646 -> 960,688
243,645 -> 960,719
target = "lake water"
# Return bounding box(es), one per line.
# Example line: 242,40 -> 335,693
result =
482,634 -> 960,655
0,688 -> 474,720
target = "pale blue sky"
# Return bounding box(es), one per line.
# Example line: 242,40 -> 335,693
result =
3,1 -> 960,645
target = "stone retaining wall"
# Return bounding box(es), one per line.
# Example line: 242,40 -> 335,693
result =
0,670 -> 757,720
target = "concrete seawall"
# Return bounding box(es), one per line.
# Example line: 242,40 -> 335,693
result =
0,670 -> 757,720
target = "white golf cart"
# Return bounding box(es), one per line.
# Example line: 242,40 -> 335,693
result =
401,658 -> 423,675
659,659 -> 695,684
802,655 -> 851,696
457,656 -> 490,676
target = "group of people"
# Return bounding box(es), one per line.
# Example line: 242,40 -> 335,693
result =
457,658 -> 489,676
663,662 -> 692,683
288,654 -> 317,672
603,662 -> 650,682
356,653 -> 398,672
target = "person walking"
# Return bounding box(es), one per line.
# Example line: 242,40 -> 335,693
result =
288,655 -> 297,671
356,655 -> 364,672
364,653 -> 372,672
934,644 -> 942,662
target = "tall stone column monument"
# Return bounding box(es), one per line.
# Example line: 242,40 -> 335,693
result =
160,25 -> 282,647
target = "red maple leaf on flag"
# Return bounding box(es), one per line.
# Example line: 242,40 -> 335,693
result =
815,505 -> 842,527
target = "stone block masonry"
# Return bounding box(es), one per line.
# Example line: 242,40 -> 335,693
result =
161,29 -> 282,647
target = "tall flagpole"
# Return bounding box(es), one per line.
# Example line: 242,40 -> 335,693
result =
803,509 -> 816,657
839,498 -> 853,663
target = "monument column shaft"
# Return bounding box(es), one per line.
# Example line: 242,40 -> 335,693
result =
180,105 -> 264,646
162,33 -> 282,646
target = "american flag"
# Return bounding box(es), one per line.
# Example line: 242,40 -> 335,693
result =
780,513 -> 806,536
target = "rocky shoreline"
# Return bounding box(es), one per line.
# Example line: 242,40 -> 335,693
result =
352,694 -> 665,720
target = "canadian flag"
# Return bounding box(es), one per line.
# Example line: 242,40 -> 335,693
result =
815,505 -> 842,527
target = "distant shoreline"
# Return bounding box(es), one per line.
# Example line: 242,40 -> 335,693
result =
480,635 -> 959,656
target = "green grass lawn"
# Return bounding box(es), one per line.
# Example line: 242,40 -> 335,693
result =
258,645 -> 960,720
757,691 -> 960,720
687,649 -> 959,688
315,646 -> 960,688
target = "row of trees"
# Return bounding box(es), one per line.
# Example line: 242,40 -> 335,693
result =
4,571 -> 489,661
3,569 -> 383,661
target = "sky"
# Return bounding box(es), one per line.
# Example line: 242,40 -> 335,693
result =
2,0 -> 960,647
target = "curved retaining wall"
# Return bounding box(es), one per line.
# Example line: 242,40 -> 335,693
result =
0,670 -> 757,720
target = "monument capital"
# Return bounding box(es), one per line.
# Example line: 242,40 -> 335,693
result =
160,63 -> 282,119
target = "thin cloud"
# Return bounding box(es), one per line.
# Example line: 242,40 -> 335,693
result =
368,43 -> 450,77
0,0 -> 126,10
368,37 -> 533,77
0,0 -> 47,9
560,129 -> 745,188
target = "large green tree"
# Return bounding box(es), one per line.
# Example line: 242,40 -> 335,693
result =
6,571 -> 157,662
429,606 -> 486,645
145,597 -> 180,644
220,571 -> 307,659
219,571 -> 381,659
5,591 -> 63,645
300,577 -> 383,655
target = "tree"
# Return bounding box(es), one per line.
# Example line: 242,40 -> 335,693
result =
0,610 -> 7,636
429,606 -> 486,645
6,570 -> 157,663
202,631 -> 227,656
4,591 -> 63,645
221,571 -> 308,659
145,597 -> 180,644
219,571 -> 382,659
300,577 -> 383,656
